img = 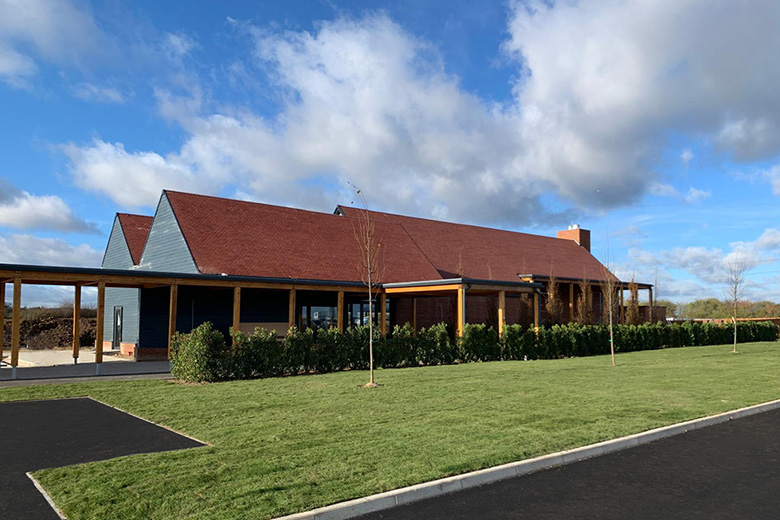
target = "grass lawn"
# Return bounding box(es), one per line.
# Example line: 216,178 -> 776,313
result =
2,342 -> 779,519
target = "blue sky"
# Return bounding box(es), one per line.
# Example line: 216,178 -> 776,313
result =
2,0 -> 780,306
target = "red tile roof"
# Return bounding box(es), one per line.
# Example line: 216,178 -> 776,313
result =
117,213 -> 153,265
164,191 -> 442,283
336,206 -> 616,283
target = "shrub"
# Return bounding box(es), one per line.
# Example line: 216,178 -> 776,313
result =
417,323 -> 456,365
232,327 -> 282,379
282,327 -> 315,374
172,319 -> 778,383
461,324 -> 500,362
170,322 -> 230,382
382,323 -> 417,368
314,327 -> 346,373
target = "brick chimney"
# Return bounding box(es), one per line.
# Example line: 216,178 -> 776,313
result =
557,224 -> 591,252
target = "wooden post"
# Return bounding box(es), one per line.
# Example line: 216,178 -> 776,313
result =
0,282 -> 5,365
288,288 -> 296,330
569,283 -> 575,322
167,283 -> 177,359
533,290 -> 540,330
72,285 -> 81,363
95,281 -> 105,367
337,290 -> 344,332
379,291 -> 387,335
456,285 -> 466,338
619,287 -> 624,324
412,297 -> 418,338
10,278 -> 20,370
232,286 -> 241,344
498,290 -> 506,338
648,287 -> 654,323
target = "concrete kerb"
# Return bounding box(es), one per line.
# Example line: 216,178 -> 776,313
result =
273,397 -> 780,520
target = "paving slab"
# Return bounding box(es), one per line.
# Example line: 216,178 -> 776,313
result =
0,397 -> 204,519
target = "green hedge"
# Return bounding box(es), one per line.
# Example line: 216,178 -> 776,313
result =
170,321 -> 779,382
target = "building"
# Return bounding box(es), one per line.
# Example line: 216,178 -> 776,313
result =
96,190 -> 653,359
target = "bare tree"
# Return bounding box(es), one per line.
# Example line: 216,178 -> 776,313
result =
349,183 -> 384,387
575,278 -> 594,325
545,274 -> 564,324
724,258 -> 750,354
599,263 -> 619,367
625,276 -> 641,325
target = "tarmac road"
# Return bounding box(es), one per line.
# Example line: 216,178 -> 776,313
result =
357,407 -> 780,520
0,397 -> 203,519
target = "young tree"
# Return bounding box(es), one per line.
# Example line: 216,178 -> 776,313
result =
349,183 -> 384,387
575,278 -> 593,325
625,276 -> 641,325
598,264 -> 619,367
545,274 -> 564,324
724,258 -> 750,354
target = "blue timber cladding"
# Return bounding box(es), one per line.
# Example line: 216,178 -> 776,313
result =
136,192 -> 198,274
139,286 -> 234,348
102,216 -> 141,346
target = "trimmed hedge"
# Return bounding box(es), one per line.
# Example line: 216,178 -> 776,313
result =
170,320 -> 779,382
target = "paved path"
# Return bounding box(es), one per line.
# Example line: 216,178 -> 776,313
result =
357,407 -> 780,520
2,348 -> 133,367
0,398 -> 203,519
0,360 -> 170,385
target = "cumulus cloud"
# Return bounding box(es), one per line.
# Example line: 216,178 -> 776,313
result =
0,179 -> 97,233
0,0 -> 106,87
0,233 -> 102,266
0,233 -> 101,306
58,3 -> 780,221
62,14 -> 561,225
625,226 -> 780,301
60,139 -> 217,208
504,0 -> 780,202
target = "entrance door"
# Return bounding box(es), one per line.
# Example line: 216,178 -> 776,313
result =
113,306 -> 123,349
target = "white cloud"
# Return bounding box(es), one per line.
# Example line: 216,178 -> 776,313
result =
0,179 -> 97,233
0,231 -> 101,306
60,139 -> 217,208
625,226 -> 780,302
70,82 -> 125,104
684,187 -> 711,204
0,0 -> 106,87
163,32 -> 196,60
0,42 -> 36,87
0,233 -> 102,266
504,0 -> 780,203
62,15 -> 556,224
680,148 -> 694,168
648,182 -> 679,199
57,4 -> 780,222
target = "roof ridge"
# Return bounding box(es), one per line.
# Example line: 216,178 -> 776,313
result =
339,205 -> 578,245
165,190 -> 345,220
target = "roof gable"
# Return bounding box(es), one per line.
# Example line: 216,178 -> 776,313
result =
116,213 -> 153,265
102,216 -> 134,269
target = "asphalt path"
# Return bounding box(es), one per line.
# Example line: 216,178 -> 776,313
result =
357,407 -> 780,520
0,397 -> 203,519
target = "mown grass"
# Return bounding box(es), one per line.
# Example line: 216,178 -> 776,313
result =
2,342 -> 779,519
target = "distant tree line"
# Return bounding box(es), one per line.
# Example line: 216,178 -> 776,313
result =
655,298 -> 780,320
